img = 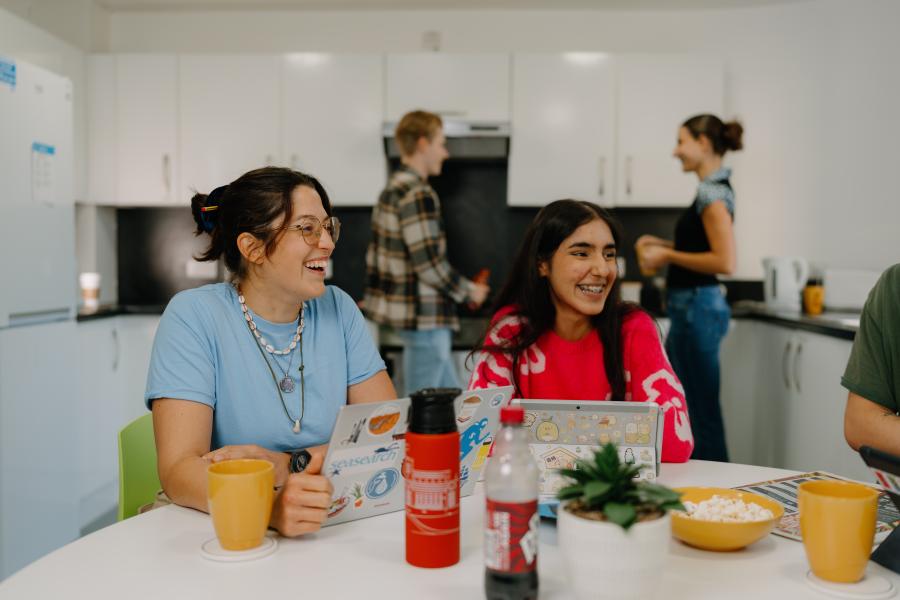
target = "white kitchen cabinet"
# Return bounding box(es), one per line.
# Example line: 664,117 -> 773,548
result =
508,53 -> 615,207
0,321 -> 80,579
88,54 -> 178,206
75,319 -> 123,534
785,330 -> 867,481
615,55 -> 724,207
179,55 -> 282,197
282,54 -> 385,206
721,320 -> 866,481
87,55 -> 117,206
115,55 -> 178,206
71,315 -> 159,539
721,319 -> 767,465
115,315 -> 160,425
385,53 -> 510,121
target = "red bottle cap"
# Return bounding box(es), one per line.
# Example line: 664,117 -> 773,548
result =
500,406 -> 525,424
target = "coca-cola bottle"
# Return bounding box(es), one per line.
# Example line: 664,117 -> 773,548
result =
484,406 -> 540,600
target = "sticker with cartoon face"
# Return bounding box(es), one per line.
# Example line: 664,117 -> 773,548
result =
522,412 -> 537,428
536,419 -> 559,442
540,446 -> 579,470
365,468 -> 400,499
625,422 -> 638,444
368,403 -> 402,436
457,395 -> 482,424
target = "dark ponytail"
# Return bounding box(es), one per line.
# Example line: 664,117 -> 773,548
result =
683,114 -> 744,155
191,166 -> 332,281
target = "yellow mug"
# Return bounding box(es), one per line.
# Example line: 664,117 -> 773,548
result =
798,480 -> 878,583
207,459 -> 275,551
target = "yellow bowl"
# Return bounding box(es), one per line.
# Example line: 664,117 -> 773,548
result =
670,487 -> 784,551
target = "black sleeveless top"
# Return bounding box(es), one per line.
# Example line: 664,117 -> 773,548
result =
667,168 -> 735,290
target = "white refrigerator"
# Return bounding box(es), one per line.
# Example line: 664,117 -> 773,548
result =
0,56 -> 80,579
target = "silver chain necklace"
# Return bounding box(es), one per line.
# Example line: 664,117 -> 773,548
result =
237,285 -> 306,433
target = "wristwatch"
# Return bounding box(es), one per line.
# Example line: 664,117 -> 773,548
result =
289,448 -> 312,474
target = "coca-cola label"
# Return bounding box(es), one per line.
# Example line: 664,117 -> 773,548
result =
484,499 -> 538,573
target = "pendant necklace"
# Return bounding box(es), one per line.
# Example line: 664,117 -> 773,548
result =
238,286 -> 305,433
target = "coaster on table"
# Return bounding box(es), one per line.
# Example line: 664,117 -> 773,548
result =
200,535 -> 278,562
806,571 -> 895,600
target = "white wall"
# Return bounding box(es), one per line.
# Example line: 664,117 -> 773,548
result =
28,0 -> 900,279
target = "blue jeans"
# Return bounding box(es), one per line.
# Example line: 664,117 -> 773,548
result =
397,328 -> 461,396
665,285 -> 731,462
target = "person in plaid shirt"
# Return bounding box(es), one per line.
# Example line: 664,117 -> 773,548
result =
364,111 -> 490,395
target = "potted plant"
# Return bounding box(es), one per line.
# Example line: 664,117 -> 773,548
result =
556,443 -> 684,600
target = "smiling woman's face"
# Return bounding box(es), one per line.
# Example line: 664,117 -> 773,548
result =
262,185 -> 335,302
539,218 -> 618,324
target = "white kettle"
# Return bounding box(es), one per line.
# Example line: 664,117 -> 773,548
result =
762,257 -> 809,311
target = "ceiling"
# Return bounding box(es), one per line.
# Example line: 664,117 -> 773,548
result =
96,0 -> 814,12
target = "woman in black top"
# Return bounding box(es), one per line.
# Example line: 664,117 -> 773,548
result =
636,114 -> 743,462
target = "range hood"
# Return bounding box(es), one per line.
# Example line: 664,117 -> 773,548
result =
382,119 -> 510,160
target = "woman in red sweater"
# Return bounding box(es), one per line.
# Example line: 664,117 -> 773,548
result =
468,200 -> 694,462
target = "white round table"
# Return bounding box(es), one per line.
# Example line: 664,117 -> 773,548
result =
2,460 -> 897,599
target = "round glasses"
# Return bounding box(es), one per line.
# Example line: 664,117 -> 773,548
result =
287,216 -> 341,246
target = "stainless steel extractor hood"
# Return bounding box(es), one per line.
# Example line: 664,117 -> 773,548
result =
382,119 -> 510,160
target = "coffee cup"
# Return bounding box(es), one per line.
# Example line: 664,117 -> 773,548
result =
798,480 -> 878,583
79,272 -> 101,309
207,459 -> 275,551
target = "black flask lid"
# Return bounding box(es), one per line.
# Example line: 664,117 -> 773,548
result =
408,387 -> 460,434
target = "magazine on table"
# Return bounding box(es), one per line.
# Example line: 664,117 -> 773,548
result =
734,471 -> 900,543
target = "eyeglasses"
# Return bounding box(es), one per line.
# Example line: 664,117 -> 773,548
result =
287,216 -> 341,246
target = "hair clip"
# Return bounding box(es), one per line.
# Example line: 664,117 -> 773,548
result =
200,205 -> 219,212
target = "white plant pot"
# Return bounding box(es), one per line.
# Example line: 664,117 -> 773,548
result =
558,504 -> 671,600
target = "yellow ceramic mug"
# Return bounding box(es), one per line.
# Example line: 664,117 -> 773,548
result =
798,480 -> 878,583
207,459 -> 275,551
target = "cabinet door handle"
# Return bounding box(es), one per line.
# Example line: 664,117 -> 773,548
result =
291,154 -> 299,170
162,153 -> 171,196
781,340 -> 793,390
112,327 -> 120,372
793,341 -> 803,394
625,156 -> 633,196
598,156 -> 606,197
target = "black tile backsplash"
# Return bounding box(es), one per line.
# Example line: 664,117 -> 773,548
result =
115,201 -> 762,310
117,207 -> 222,306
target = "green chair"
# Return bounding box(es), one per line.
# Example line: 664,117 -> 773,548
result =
118,413 -> 162,521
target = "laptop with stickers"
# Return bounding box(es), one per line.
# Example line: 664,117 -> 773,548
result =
322,386 -> 513,526
514,399 -> 665,518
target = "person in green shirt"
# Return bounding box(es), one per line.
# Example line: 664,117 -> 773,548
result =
843,264 -> 900,456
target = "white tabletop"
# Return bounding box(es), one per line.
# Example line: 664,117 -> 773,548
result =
2,460 -> 897,599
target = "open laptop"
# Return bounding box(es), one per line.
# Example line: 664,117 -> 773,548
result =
860,445 -> 900,574
515,399 -> 664,518
322,386 -> 513,526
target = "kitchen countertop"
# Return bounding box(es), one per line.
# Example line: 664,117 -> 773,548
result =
731,301 -> 859,341
79,300 -> 860,343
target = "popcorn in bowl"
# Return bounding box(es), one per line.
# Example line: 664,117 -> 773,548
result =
682,494 -> 774,523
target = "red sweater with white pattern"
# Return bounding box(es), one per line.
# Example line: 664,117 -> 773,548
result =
468,306 -> 694,463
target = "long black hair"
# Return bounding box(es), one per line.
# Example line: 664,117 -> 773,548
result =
470,199 -> 638,400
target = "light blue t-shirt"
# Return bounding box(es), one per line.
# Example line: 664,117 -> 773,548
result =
145,283 -> 386,451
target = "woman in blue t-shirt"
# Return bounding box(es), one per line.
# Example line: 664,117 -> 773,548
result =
146,166 -> 396,537
635,114 -> 743,462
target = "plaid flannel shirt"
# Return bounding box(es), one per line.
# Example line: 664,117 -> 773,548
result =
364,166 -> 474,331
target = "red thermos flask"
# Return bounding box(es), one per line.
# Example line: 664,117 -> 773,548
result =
404,387 -> 461,568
